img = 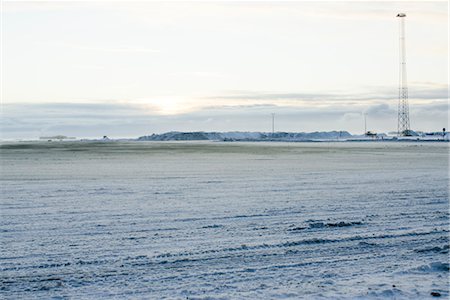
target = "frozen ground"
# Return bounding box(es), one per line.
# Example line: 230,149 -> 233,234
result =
0,141 -> 448,299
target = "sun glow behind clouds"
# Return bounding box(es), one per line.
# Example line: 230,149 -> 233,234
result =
138,97 -> 198,115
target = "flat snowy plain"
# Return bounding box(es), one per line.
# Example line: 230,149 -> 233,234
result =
1,141 -> 448,299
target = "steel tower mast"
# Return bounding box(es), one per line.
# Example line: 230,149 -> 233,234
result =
397,13 -> 411,136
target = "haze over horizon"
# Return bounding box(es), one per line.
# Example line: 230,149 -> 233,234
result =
1,1 -> 448,139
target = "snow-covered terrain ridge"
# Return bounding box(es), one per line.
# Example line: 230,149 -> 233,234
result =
138,131 -> 352,141
136,131 -> 449,142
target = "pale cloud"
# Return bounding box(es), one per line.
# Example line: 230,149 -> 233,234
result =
205,84 -> 448,104
71,44 -> 160,54
34,41 -> 161,53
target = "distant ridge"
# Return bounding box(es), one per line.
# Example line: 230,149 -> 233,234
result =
137,131 -> 352,142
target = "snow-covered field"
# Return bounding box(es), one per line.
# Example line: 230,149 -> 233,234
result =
1,141 -> 448,299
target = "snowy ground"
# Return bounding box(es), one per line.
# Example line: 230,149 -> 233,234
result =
1,141 -> 448,299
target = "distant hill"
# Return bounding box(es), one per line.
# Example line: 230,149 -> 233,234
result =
137,131 -> 352,142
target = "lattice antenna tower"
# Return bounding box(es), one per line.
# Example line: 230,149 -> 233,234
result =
397,13 -> 411,136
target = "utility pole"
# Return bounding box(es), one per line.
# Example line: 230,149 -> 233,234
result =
364,113 -> 367,135
271,113 -> 275,136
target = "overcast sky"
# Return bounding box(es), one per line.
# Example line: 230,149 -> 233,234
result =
2,1 -> 448,139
